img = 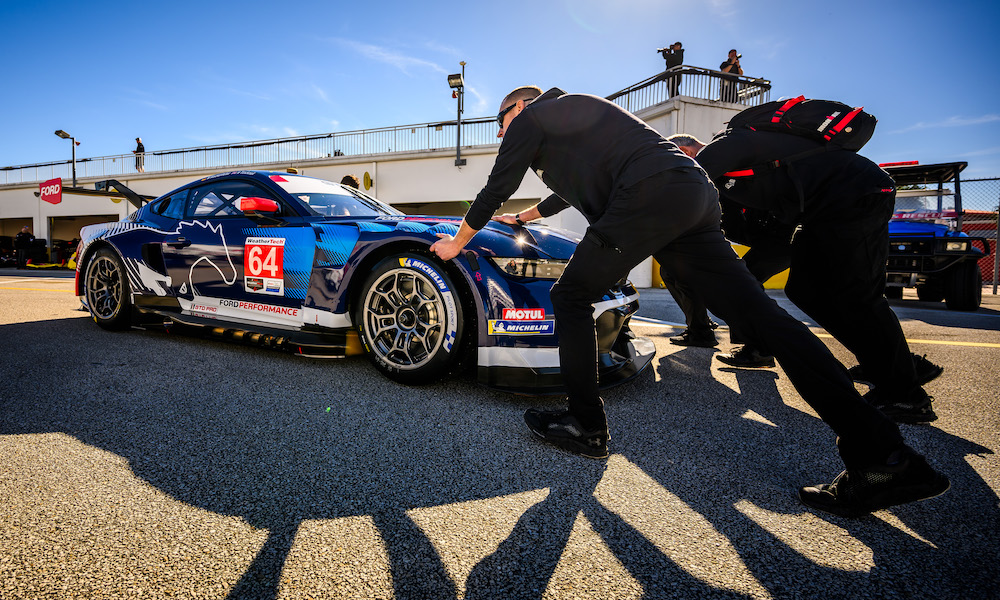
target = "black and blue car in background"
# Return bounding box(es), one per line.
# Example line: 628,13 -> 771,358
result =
75,170 -> 654,392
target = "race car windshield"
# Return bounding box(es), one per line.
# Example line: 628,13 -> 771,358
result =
269,174 -> 401,217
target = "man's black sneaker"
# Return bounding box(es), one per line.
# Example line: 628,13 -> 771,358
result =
799,449 -> 950,518
524,408 -> 609,459
865,387 -> 938,424
669,329 -> 718,348
715,345 -> 776,368
848,353 -> 944,386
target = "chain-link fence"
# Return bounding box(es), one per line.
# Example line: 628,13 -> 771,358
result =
960,177 -> 999,284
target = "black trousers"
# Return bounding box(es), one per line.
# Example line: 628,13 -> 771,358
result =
666,69 -> 682,97
661,222 -> 791,340
549,169 -> 903,468
785,195 -> 918,401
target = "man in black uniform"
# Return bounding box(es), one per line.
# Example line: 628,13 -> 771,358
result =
664,133 -> 790,363
696,127 -> 942,424
14,225 -> 34,269
430,86 -> 948,517
720,49 -> 743,103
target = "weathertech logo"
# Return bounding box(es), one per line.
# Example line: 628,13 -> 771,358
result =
502,308 -> 544,320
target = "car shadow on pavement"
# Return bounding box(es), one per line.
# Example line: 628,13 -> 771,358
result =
1,317 -> 998,599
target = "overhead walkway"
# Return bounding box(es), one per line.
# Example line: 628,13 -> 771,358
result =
1,67 -> 770,187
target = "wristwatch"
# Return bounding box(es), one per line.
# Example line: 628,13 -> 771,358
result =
515,213 -> 525,226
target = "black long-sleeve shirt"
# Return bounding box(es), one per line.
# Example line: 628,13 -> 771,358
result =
696,128 -> 896,226
662,48 -> 684,69
464,88 -> 695,231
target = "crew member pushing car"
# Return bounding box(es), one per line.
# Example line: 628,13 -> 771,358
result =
429,86 -> 948,518
694,126 -> 943,422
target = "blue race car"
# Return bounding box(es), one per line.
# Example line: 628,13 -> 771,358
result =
75,170 -> 654,392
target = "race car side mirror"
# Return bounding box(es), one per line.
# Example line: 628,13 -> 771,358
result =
241,197 -> 280,214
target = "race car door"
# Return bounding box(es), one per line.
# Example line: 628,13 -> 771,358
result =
161,177 -> 315,327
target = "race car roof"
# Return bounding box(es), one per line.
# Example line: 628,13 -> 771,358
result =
883,162 -> 968,186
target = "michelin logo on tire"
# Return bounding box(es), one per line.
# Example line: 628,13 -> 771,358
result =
399,257 -> 458,351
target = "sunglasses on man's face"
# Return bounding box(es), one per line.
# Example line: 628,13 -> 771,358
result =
496,103 -> 518,129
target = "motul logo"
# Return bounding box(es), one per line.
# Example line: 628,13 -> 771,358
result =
502,308 -> 544,321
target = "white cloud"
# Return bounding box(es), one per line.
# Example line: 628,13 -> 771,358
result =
222,87 -> 272,102
331,38 -> 448,76
135,99 -> 169,111
958,146 -> 1000,158
465,86 -> 490,116
422,40 -> 462,57
708,0 -> 740,20
890,114 -> 1000,134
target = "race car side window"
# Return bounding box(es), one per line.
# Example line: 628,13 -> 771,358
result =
153,190 -> 188,220
185,180 -> 287,218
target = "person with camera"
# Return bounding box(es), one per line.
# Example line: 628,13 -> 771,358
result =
659,41 -> 684,97
429,85 -> 948,518
720,49 -> 743,103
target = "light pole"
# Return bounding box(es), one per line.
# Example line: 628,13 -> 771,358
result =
447,62 -> 467,167
54,130 -> 78,187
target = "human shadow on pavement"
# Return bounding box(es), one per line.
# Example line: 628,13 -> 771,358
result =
602,344 -> 999,599
2,316 -> 997,599
0,317 -> 723,599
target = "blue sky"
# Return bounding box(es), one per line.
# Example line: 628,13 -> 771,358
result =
2,0 -> 999,177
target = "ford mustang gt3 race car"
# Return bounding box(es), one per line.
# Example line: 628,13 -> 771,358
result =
75,170 -> 654,392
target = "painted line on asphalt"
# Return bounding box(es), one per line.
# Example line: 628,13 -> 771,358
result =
632,316 -> 690,328
634,316 -> 1000,348
815,333 -> 1000,349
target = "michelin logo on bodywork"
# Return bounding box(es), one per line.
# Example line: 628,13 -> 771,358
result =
488,307 -> 554,335
488,320 -> 555,335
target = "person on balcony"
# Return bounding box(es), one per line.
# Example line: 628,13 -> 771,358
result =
720,49 -> 743,103
133,137 -> 145,173
660,41 -> 684,97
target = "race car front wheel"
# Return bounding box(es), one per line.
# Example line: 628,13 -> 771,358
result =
84,247 -> 133,331
356,254 -> 464,385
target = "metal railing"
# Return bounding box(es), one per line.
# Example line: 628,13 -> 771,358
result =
2,67 -> 770,187
607,66 -> 772,114
0,118 -> 499,187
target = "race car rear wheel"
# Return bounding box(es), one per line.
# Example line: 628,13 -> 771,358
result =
84,247 -> 133,330
356,254 -> 464,385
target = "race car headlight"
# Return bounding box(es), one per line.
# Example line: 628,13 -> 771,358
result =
491,257 -> 568,279
944,240 -> 969,252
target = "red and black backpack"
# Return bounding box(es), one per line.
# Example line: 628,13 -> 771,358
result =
726,95 -> 877,151
718,96 -> 879,216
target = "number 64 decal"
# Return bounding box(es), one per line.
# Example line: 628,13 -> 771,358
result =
245,237 -> 284,278
244,237 -> 285,295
